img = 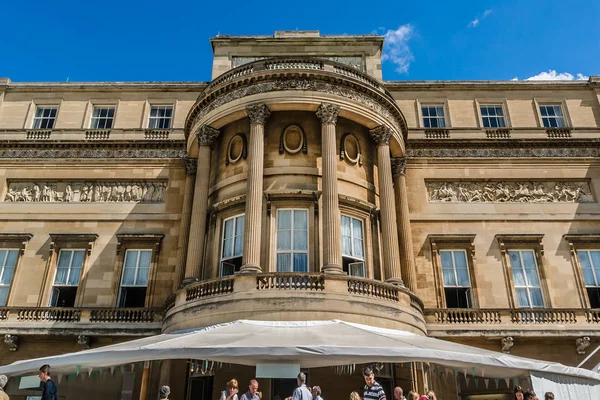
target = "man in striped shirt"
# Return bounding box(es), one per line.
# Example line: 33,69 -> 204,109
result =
363,367 -> 386,400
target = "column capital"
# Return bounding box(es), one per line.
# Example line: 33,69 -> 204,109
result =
391,157 -> 407,176
316,103 -> 340,125
246,103 -> 271,125
197,125 -> 220,147
184,157 -> 198,176
369,125 -> 393,146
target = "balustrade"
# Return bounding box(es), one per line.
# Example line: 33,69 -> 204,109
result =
256,273 -> 325,291
186,277 -> 235,301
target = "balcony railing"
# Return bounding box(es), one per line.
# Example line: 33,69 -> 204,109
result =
425,308 -> 600,335
0,307 -> 163,335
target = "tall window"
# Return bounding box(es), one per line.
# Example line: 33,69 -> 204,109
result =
539,104 -> 566,128
50,249 -> 85,307
91,106 -> 116,129
276,209 -> 308,272
118,249 -> 152,307
421,105 -> 446,128
32,106 -> 58,129
0,249 -> 18,306
440,250 -> 472,308
508,250 -> 544,308
480,105 -> 506,128
148,105 -> 173,129
220,215 -> 244,276
342,215 -> 365,277
577,250 -> 600,308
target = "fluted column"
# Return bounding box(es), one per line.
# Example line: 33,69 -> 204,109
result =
183,126 -> 219,282
370,125 -> 403,285
240,104 -> 270,274
316,103 -> 343,274
392,157 -> 417,292
173,158 -> 197,289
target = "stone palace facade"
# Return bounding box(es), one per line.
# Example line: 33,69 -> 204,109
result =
1,30 -> 600,400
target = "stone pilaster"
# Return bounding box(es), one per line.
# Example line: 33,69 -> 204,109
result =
392,157 -> 417,292
316,103 -> 343,274
240,104 -> 270,273
174,158 -> 197,289
183,126 -> 219,283
370,125 -> 403,285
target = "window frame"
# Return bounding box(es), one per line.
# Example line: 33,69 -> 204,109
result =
496,234 -> 550,309
275,208 -> 310,273
341,214 -> 365,261
534,99 -> 572,128
475,99 -> 511,129
114,234 -> 163,308
564,234 -> 600,308
52,249 -> 87,287
428,234 -> 478,308
507,249 -> 545,308
219,214 -> 245,277
420,104 -> 448,128
90,105 -> 117,129
31,105 -> 59,130
0,248 -> 21,307
147,104 -> 175,129
0,234 -> 32,307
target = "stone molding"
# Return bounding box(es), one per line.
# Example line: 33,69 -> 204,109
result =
427,181 -> 594,203
369,125 -> 393,146
185,158 -> 198,176
116,233 -> 164,255
280,125 -> 307,155
246,104 -> 271,125
226,133 -> 248,165
390,157 -> 406,176
0,143 -> 186,159
4,181 -> 167,203
0,233 -> 33,255
197,125 -> 220,147
340,133 -> 362,166
49,234 -> 98,257
316,103 -> 340,125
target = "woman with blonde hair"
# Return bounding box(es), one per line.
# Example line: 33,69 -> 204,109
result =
221,379 -> 239,400
350,391 -> 361,400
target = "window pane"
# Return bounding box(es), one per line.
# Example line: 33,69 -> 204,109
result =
136,267 -> 150,286
54,267 -> 68,285
277,210 -> 291,229
293,254 -> 308,272
516,288 -> 530,307
453,251 -> 467,268
480,106 -> 489,116
583,269 -> 596,286
530,288 -> 544,307
521,251 -> 536,268
512,267 -> 526,286
0,266 -> 14,285
422,107 -> 430,117
235,216 -> 244,236
341,216 -> 351,235
508,251 -> 522,268
277,253 -> 292,272
0,250 -> 5,267
5,250 -> 18,267
440,251 -> 453,268
71,250 -> 85,268
138,251 -> 152,268
456,268 -> 470,287
57,251 -> 72,268
540,106 -> 548,117
293,210 -> 307,230
122,267 -> 136,285
353,238 -> 364,259
233,236 -> 243,257
293,230 -> 307,250
222,238 -> 233,258
525,267 -> 540,286
277,231 -> 291,250
590,251 -> 600,268
67,267 -> 81,285
0,287 -> 8,307
352,219 -> 363,239
223,219 -> 234,240
342,236 -> 352,256
124,251 -> 139,268
443,269 -> 456,286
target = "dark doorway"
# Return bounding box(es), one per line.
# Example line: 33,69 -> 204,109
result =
187,376 -> 214,400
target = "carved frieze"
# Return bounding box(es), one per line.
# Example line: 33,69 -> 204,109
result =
4,181 -> 167,203
427,181 -> 594,203
0,146 -> 186,159
407,144 -> 600,159
231,56 -> 364,71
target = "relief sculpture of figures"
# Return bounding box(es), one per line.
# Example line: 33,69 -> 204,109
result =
427,181 -> 594,203
4,181 -> 167,203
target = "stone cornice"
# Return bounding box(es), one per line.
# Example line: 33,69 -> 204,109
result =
2,81 -> 208,93
0,141 -> 187,159
406,139 -> 600,158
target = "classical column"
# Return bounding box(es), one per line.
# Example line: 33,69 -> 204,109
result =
240,104 -> 270,274
173,158 -> 197,289
370,125 -> 403,285
316,103 -> 343,274
391,157 -> 417,292
183,126 -> 219,283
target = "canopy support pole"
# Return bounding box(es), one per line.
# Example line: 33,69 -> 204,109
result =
139,361 -> 150,400
577,343 -> 600,368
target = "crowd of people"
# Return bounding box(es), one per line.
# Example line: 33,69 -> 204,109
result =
513,386 -> 555,400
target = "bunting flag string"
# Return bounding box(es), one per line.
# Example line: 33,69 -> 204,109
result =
471,367 -> 476,377
110,366 -> 115,376
99,367 -> 104,377
120,365 -> 126,375
513,377 -> 519,387
465,376 -> 470,387
423,364 -> 429,374
504,377 -> 510,388
58,374 -> 63,384
474,378 -> 479,388
494,378 -> 500,389
484,378 -> 489,389
88,367 -> 93,377
75,365 -> 82,376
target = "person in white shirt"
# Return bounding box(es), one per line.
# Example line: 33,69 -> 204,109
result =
292,373 -> 312,400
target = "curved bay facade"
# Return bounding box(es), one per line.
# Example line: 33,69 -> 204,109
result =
1,31 -> 600,400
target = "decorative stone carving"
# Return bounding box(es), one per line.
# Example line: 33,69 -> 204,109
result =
188,79 -> 405,138
4,334 -> 18,351
246,104 -> 271,125
4,181 -> 168,203
231,56 -> 364,71
316,103 -> 340,125
280,125 -> 307,155
77,335 -> 90,349
0,145 -> 186,159
185,158 -> 198,176
576,337 -> 591,355
226,133 -> 248,165
390,157 -> 407,176
501,337 -> 514,354
407,144 -> 600,159
369,125 -> 393,146
427,181 -> 594,203
340,133 -> 362,165
197,125 -> 220,147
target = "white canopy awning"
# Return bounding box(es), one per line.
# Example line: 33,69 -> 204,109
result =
1,319 -> 599,383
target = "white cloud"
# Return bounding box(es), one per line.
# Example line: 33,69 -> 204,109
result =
511,77 -> 519,81
382,24 -> 414,74
525,70 -> 589,81
469,9 -> 492,28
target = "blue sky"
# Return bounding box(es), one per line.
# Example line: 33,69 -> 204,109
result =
1,0 -> 598,82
